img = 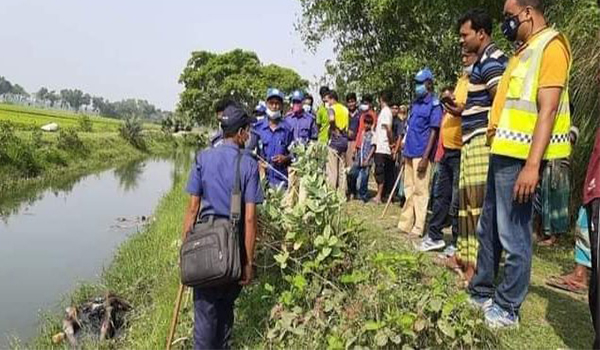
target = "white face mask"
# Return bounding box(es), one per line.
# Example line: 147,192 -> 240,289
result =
359,104 -> 369,112
463,64 -> 474,76
302,104 -> 312,113
266,108 -> 282,120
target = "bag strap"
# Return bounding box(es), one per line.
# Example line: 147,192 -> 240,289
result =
229,151 -> 243,225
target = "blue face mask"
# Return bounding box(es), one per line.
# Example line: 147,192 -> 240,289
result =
415,84 -> 427,98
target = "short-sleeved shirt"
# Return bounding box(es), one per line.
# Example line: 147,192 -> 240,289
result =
284,111 -> 318,145
253,119 -> 293,187
441,74 -> 469,150
403,93 -> 443,158
316,105 -> 329,144
375,106 -> 393,155
186,140 -> 264,221
462,43 -> 508,143
488,32 -> 571,141
355,110 -> 378,149
357,130 -> 374,167
348,109 -> 361,141
328,103 -> 349,132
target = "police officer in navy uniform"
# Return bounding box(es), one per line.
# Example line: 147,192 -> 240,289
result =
183,104 -> 264,350
253,88 -> 294,188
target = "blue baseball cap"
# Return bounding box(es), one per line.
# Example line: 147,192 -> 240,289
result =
266,88 -> 284,101
220,105 -> 256,133
415,68 -> 434,83
290,90 -> 304,102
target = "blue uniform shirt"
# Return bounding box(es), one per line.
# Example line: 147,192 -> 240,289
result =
403,93 -> 442,159
253,119 -> 293,188
284,111 -> 317,145
186,140 -> 264,220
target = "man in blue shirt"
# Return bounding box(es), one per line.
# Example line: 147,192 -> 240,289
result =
183,104 -> 264,350
253,88 -> 294,189
398,68 -> 442,237
285,90 -> 318,145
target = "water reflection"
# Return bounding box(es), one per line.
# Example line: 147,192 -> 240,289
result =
114,161 -> 145,193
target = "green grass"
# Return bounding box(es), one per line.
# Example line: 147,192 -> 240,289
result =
345,200 -> 594,350
0,103 -> 159,131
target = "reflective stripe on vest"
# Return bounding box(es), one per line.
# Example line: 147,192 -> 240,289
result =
491,28 -> 572,160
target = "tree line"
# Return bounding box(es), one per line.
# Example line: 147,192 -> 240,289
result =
0,76 -> 169,121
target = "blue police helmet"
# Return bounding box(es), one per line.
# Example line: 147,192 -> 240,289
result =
291,90 -> 304,103
415,68 -> 434,83
266,88 -> 285,102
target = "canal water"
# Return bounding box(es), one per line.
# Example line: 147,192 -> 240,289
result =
0,156 -> 186,347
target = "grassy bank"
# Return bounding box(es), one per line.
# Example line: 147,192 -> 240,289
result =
0,103 -> 200,216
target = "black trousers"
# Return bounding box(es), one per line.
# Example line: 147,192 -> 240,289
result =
193,284 -> 242,350
588,199 -> 600,350
427,149 -> 461,243
374,153 -> 395,197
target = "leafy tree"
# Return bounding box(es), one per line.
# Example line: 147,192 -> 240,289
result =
0,77 -> 12,95
60,89 -> 85,111
11,84 -> 28,97
178,49 -> 308,125
46,91 -> 59,107
82,93 -> 91,109
36,87 -> 49,101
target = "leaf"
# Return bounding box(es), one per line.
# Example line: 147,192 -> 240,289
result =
327,336 -> 344,350
437,320 -> 456,339
285,230 -> 296,240
315,235 -> 326,246
374,330 -> 388,347
317,247 -> 332,261
292,274 -> 307,291
264,283 -> 274,292
323,224 -> 332,239
328,235 -> 339,246
430,298 -> 443,313
266,328 -> 278,340
364,321 -> 384,331
293,241 -> 303,251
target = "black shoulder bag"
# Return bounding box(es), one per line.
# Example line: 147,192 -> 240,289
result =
180,152 -> 243,288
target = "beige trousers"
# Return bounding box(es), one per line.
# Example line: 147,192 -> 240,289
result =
327,147 -> 347,194
284,168 -> 308,207
398,157 -> 432,235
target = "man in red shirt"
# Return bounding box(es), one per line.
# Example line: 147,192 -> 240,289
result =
584,127 -> 600,349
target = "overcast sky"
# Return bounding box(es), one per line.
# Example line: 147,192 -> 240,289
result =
0,0 -> 334,110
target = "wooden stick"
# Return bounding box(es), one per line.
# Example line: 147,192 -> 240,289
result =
380,164 -> 404,219
166,283 -> 186,350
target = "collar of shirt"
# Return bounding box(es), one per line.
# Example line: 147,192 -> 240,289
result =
416,92 -> 433,104
259,120 -> 286,132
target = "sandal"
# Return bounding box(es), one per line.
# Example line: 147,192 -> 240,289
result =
546,276 -> 588,294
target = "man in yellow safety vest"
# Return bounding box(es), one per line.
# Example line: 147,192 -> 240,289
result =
468,0 -> 572,329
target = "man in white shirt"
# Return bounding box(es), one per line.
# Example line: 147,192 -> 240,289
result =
372,91 -> 395,203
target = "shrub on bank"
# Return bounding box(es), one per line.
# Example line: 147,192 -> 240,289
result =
256,143 -> 498,349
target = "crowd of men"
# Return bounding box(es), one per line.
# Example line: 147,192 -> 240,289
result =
183,0 -> 600,348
